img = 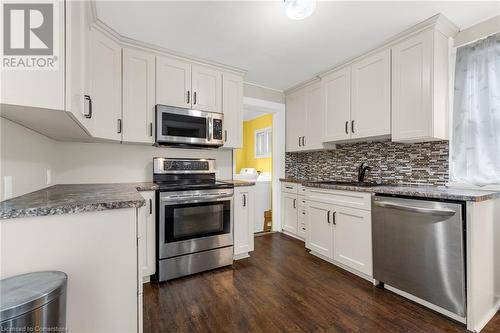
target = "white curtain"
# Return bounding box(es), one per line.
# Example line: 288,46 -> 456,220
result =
451,33 -> 500,186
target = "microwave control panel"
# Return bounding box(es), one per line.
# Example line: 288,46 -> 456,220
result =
213,119 -> 223,140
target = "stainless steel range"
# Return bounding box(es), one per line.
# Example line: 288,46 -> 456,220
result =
153,158 -> 234,282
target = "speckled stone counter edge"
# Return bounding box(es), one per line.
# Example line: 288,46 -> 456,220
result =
280,178 -> 500,202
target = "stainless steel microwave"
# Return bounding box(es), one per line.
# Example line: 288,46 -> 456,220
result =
155,105 -> 223,148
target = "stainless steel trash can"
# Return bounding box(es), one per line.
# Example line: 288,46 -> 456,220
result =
0,271 -> 67,332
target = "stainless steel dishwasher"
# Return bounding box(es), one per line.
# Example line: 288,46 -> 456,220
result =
372,195 -> 466,319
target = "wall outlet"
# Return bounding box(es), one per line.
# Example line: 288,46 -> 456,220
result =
4,176 -> 12,200
46,169 -> 52,185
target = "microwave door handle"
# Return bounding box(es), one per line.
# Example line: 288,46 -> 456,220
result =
208,116 -> 213,141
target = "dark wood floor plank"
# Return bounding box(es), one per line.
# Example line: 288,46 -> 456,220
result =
144,233 -> 500,333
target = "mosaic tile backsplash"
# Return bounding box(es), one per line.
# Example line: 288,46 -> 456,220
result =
285,140 -> 449,185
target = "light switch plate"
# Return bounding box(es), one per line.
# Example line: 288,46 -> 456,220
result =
4,176 -> 12,199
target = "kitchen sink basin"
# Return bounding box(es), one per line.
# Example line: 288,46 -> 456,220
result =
311,180 -> 383,187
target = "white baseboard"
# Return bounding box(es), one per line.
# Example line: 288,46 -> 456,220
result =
281,230 -> 305,242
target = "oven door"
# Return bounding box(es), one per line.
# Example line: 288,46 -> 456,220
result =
156,105 -> 216,146
159,189 -> 233,259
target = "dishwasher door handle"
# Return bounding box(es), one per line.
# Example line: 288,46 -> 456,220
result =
374,201 -> 456,217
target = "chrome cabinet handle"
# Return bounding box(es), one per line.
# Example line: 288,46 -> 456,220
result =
84,95 -> 92,119
117,119 -> 122,134
149,122 -> 153,137
293,199 -> 296,209
345,121 -> 349,134
351,120 -> 355,133
327,210 -> 331,224
186,91 -> 190,104
243,194 -> 246,207
332,211 -> 336,225
149,199 -> 152,214
193,92 -> 197,105
302,136 -> 306,146
298,137 -> 301,147
285,186 -> 293,189
374,201 -> 456,217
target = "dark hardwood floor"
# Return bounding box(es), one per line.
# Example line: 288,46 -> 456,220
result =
144,233 -> 500,333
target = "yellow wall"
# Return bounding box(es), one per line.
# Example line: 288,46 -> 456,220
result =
235,114 -> 273,174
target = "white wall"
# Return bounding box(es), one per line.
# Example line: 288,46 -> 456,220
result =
0,118 -> 57,200
54,141 -> 233,184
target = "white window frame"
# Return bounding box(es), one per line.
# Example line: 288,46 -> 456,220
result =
254,127 -> 272,159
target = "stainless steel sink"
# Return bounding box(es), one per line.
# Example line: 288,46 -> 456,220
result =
311,180 -> 383,187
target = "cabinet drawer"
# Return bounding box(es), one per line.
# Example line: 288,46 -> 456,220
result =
298,184 -> 308,195
305,187 -> 372,211
281,182 -> 299,194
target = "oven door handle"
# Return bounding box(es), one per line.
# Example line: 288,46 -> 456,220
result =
161,195 -> 232,204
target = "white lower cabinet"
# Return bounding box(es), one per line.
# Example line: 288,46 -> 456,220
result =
332,206 -> 372,276
234,186 -> 255,259
305,188 -> 373,278
138,191 -> 156,279
282,192 -> 298,235
306,201 -> 334,258
281,182 -> 307,240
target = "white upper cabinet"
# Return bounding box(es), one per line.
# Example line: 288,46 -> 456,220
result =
285,89 -> 305,152
304,81 -> 323,150
351,49 -> 391,139
0,1 -> 65,111
122,48 -> 156,143
156,56 -> 192,108
285,80 -> 323,152
192,65 -> 222,113
222,72 -> 243,148
392,29 -> 450,142
322,67 -> 351,142
87,28 -> 122,141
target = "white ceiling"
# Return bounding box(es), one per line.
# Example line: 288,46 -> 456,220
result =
95,1 -> 500,91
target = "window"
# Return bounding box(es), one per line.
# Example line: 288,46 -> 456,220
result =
255,127 -> 272,158
451,33 -> 500,186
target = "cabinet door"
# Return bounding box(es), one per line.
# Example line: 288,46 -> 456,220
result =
122,48 -> 155,143
392,30 -> 433,141
234,188 -> 255,256
87,28 -> 122,141
140,191 -> 156,278
66,0 -> 91,130
333,205 -> 372,276
306,201 -> 333,258
351,49 -> 391,139
285,89 -> 305,152
156,56 -> 191,108
222,72 -> 243,148
1,1 -> 65,110
282,192 -> 298,235
322,67 -> 351,142
304,81 -> 323,150
192,65 -> 222,113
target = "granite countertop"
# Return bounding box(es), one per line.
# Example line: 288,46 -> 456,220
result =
280,178 -> 500,202
220,179 -> 256,187
0,182 -> 159,220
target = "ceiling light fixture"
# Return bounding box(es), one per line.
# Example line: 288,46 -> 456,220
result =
284,0 -> 316,20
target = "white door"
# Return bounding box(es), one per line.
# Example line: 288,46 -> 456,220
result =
222,72 -> 243,148
192,65 -> 222,113
234,188 -> 255,256
139,191 -> 156,278
333,205 -> 372,276
282,193 -> 298,235
322,67 -> 351,142
285,89 -> 305,152
306,201 -> 333,259
66,0 -> 91,130
122,48 -> 156,143
304,81 -> 323,150
156,56 -> 191,108
351,49 -> 391,139
87,28 -> 122,141
391,30 -> 433,141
